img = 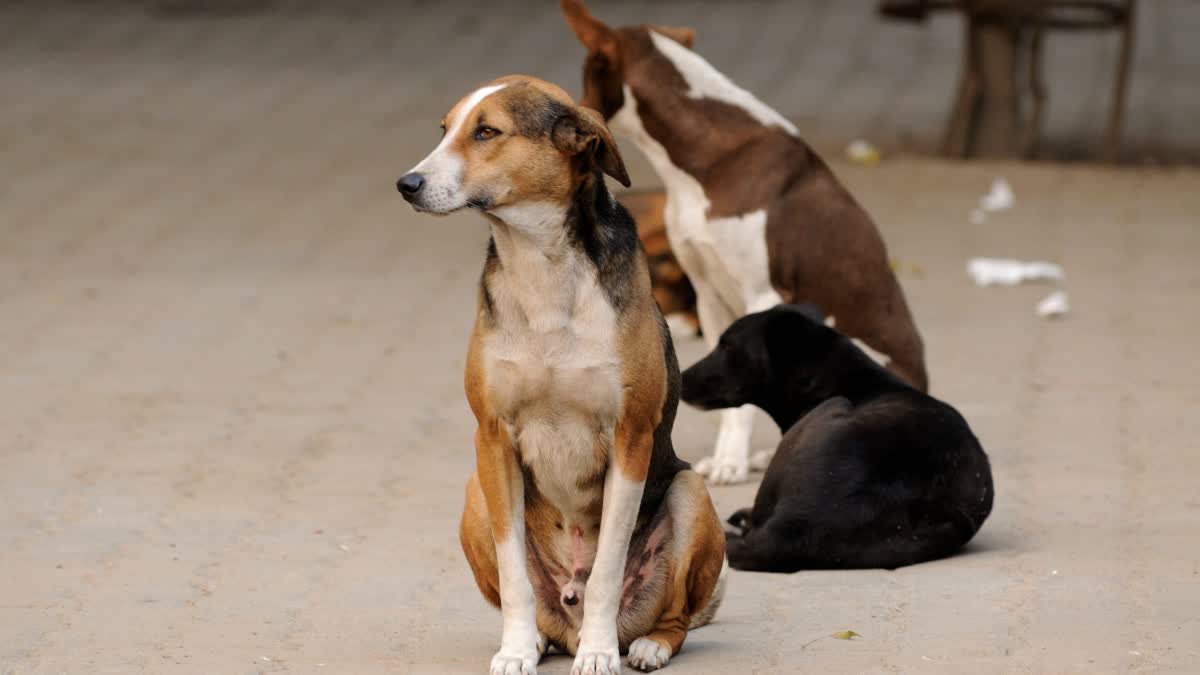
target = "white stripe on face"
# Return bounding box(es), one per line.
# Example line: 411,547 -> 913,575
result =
406,83 -> 507,213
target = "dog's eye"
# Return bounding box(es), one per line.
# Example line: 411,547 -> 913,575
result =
474,126 -> 501,141
439,121 -> 446,136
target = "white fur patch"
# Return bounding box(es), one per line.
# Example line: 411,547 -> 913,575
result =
707,405 -> 754,484
407,83 -> 507,213
627,637 -> 671,671
647,30 -> 799,136
484,210 -> 623,518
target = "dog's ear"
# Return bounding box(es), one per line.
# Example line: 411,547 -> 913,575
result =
651,25 -> 696,49
552,105 -> 631,188
562,0 -> 618,57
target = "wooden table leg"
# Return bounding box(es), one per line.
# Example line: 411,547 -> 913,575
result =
972,19 -> 1022,158
1103,0 -> 1136,162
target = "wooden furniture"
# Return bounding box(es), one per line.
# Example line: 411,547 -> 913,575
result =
879,0 -> 1137,161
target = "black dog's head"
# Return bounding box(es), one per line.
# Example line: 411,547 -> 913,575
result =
683,304 -> 910,429
681,304 -> 833,414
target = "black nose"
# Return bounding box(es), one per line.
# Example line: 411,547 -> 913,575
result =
397,173 -> 425,197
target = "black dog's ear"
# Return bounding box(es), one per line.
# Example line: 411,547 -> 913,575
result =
552,106 -> 631,187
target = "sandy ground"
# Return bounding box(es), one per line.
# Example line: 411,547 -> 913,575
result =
3,3 -> 1200,674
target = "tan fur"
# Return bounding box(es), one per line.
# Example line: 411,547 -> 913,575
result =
421,76 -> 725,669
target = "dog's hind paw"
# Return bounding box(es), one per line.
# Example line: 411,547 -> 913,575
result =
698,456 -> 749,485
627,637 -> 671,671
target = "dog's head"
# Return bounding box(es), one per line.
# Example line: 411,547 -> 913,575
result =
681,304 -> 831,411
397,75 -> 629,218
560,0 -> 695,120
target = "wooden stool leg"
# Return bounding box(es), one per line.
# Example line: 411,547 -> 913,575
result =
1104,0 -> 1136,162
943,19 -> 981,158
1021,24 -> 1046,159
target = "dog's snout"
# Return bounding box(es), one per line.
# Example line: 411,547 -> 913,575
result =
397,172 -> 425,198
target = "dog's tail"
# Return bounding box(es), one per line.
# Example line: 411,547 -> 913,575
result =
689,556 -> 729,629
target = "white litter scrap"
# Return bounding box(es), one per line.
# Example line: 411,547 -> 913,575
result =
1036,291 -> 1069,318
967,258 -> 1064,286
845,139 -> 881,166
979,178 -> 1015,212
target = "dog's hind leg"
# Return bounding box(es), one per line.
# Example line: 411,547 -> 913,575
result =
626,471 -> 726,672
724,527 -> 806,573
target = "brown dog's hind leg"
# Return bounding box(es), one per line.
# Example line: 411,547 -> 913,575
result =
459,470 -> 501,608
627,471 -> 726,672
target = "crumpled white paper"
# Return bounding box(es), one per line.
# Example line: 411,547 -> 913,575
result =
979,178 -> 1015,212
1036,290 -> 1070,318
967,258 -> 1065,286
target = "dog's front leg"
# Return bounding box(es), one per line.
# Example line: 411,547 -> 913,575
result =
475,423 -> 540,675
572,425 -> 652,675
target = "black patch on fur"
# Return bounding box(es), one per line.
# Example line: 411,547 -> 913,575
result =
504,90 -> 573,140
565,177 -> 640,313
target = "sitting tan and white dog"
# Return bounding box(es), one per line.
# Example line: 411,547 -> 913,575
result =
398,76 -> 726,675
562,0 -> 929,485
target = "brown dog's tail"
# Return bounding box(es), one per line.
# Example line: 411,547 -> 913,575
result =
689,557 -> 729,629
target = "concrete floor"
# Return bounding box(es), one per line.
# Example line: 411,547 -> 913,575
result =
3,2 -> 1200,674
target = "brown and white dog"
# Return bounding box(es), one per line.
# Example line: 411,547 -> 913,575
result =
562,0 -> 928,484
397,76 -> 726,675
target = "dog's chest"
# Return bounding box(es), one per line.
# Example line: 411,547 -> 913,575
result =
483,250 -> 623,513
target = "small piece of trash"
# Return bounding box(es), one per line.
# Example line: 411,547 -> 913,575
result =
889,259 -> 926,278
967,258 -> 1064,286
969,208 -> 987,225
845,139 -> 881,166
979,178 -> 1014,212
1036,291 -> 1069,318
922,655 -> 933,661
801,629 -> 861,650
338,544 -> 350,552
1130,651 -> 1142,657
260,656 -> 272,662
1050,569 -> 1060,576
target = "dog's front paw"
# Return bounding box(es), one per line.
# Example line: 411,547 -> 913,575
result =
627,637 -> 671,671
571,646 -> 621,675
491,648 -> 538,675
704,456 -> 749,485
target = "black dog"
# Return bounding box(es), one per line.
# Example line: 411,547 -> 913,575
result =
681,305 -> 993,572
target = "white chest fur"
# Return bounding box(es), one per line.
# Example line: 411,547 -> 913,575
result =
482,211 -> 624,518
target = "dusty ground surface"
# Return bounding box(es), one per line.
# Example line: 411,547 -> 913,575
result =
3,2 -> 1200,674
